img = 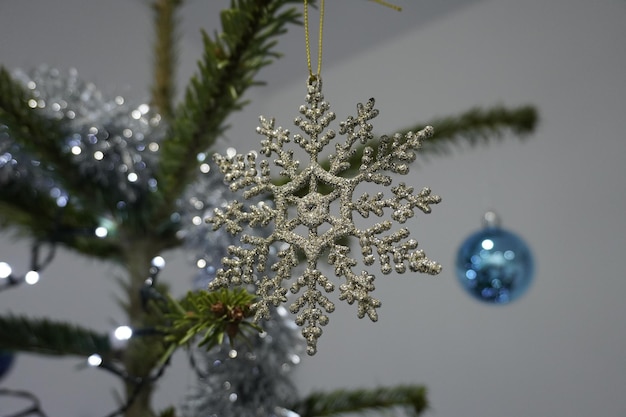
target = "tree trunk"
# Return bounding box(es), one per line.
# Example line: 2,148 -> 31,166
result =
120,238 -> 164,417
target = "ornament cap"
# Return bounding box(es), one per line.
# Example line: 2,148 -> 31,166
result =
482,210 -> 501,228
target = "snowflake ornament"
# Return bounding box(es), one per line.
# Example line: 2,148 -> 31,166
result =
208,77 -> 441,355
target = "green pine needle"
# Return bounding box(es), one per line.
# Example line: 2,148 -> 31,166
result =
416,104 -> 538,157
0,315 -> 110,357
157,0 -> 302,207
162,287 -> 261,351
0,67 -> 106,208
292,384 -> 429,417
328,104 -> 539,177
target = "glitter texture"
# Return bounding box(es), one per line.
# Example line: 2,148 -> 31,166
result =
207,77 -> 441,355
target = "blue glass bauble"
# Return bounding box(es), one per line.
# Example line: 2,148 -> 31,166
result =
0,350 -> 15,380
456,226 -> 534,304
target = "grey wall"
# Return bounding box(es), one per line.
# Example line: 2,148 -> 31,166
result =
1,0 -> 625,416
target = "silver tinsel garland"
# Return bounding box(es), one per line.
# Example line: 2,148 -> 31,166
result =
1,66 -> 164,209
180,305 -> 303,417
178,160 -> 304,417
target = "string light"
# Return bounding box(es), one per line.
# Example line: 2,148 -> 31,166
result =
24,270 -> 40,285
0,241 -> 56,292
140,255 -> 167,309
84,326 -> 175,417
0,262 -> 11,279
96,217 -> 117,238
0,388 -> 48,417
151,256 -> 165,269
109,325 -> 134,350
87,354 -> 103,367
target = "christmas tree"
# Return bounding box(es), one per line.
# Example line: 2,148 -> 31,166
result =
0,1 -> 537,416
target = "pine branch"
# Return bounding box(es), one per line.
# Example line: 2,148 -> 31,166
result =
150,0 -> 183,120
0,68 -> 78,182
0,67 -> 117,217
0,186 -> 87,237
161,288 -> 260,351
0,315 -> 110,357
156,0 -> 302,206
417,104 -> 538,157
0,203 -> 122,261
292,384 -> 429,417
273,104 -> 539,190
0,174 -> 122,260
318,104 -> 538,178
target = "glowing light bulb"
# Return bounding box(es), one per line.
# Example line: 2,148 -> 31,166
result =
25,271 -> 40,285
114,326 -> 133,341
0,262 -> 11,279
96,218 -> 117,238
151,256 -> 165,269
95,226 -> 108,238
56,196 -> 68,207
87,354 -> 103,367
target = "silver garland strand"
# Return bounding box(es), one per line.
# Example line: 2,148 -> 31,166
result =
180,306 -> 303,417
1,66 -> 164,209
176,154 -> 238,289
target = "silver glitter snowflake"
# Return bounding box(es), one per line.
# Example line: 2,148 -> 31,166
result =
208,77 -> 441,355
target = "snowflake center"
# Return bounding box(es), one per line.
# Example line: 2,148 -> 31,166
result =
297,192 -> 329,228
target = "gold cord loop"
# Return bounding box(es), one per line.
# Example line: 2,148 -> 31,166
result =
303,0 -> 325,79
369,0 -> 402,12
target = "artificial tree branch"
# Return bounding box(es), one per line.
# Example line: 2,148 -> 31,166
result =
156,0 -> 302,207
161,288 -> 260,351
416,104 -> 538,157
292,384 -> 429,417
315,104 -> 539,179
0,68 -> 112,212
272,103 -> 539,190
0,315 -> 110,357
0,195 -> 123,261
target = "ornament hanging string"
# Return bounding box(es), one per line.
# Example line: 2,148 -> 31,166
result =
303,0 -> 401,81
369,0 -> 402,11
303,0 -> 325,80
